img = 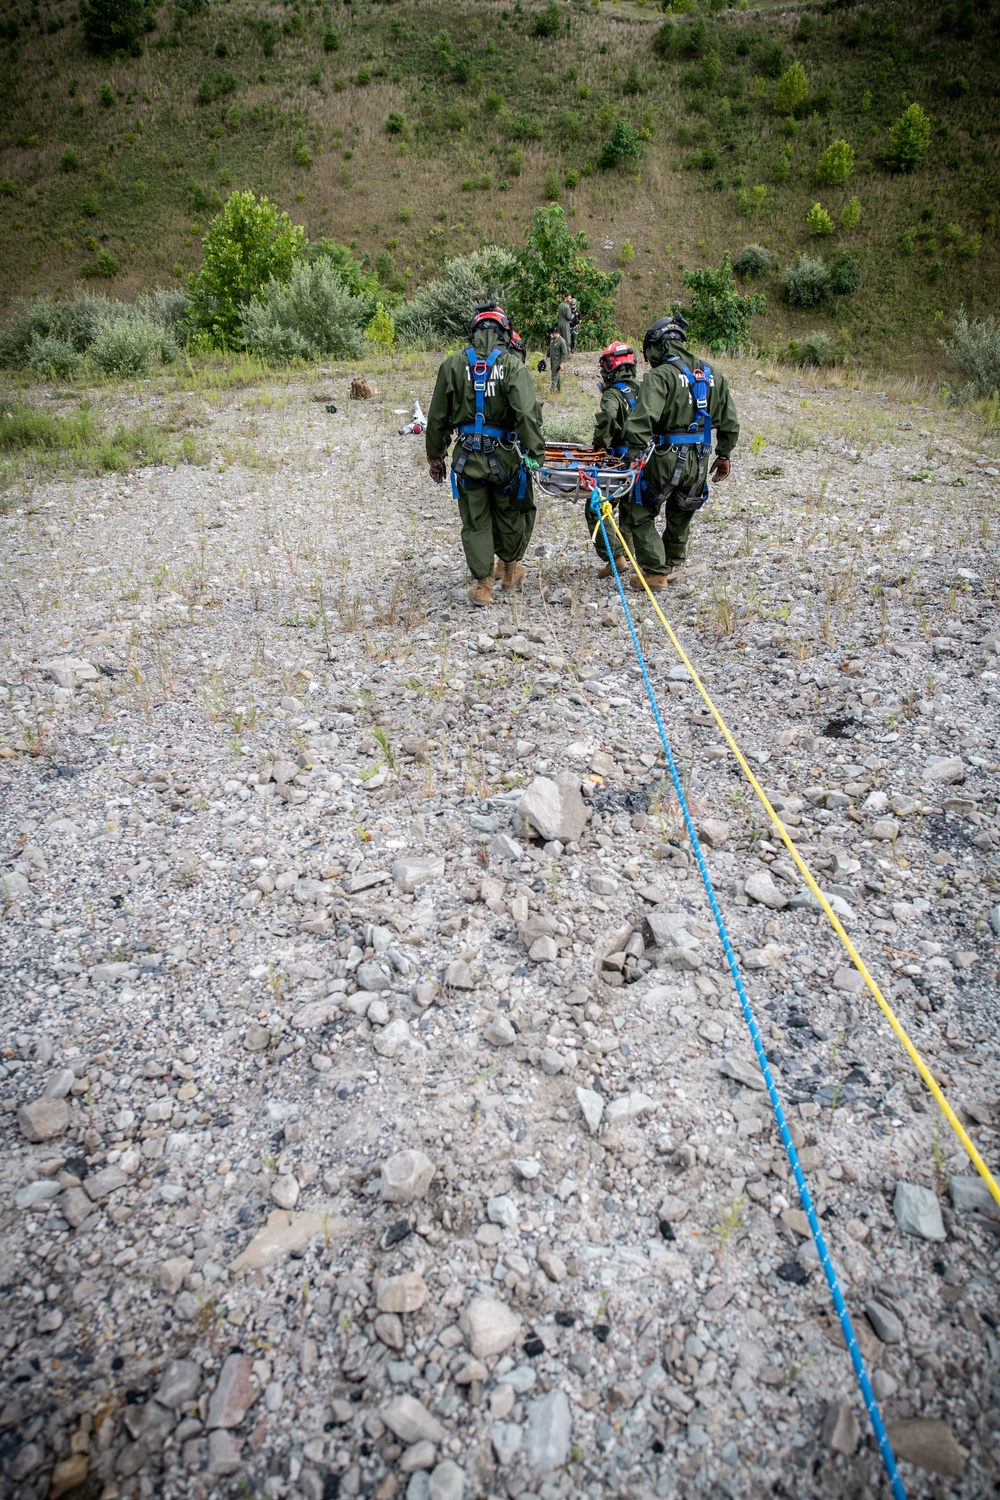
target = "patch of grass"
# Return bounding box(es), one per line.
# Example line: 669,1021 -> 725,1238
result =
0,397 -> 194,487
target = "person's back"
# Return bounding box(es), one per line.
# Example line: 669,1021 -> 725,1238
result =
591,342 -> 641,454
425,302 -> 544,606
618,312 -> 739,589
556,297 -> 573,350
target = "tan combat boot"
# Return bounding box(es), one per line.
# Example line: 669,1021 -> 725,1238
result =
629,570 -> 669,593
597,562 -> 614,579
467,576 -> 495,608
497,560 -> 525,592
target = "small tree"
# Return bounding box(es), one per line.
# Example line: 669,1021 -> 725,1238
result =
841,195 -> 861,230
534,2 -> 562,37
679,253 -> 766,353
806,201 -> 835,236
598,119 -> 643,170
885,103 -> 932,172
781,255 -> 831,308
507,204 -> 621,347
733,244 -> 772,279
773,62 -> 808,116
816,139 -> 855,186
940,309 -> 1000,401
81,0 -> 147,54
364,304 -> 396,352
189,190 -> 306,347
829,252 -> 862,295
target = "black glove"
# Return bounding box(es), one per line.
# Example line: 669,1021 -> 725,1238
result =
710,456 -> 731,483
428,457 -> 446,485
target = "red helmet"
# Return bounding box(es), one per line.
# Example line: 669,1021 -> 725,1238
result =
470,302 -> 511,339
599,340 -> 637,377
509,330 -> 526,362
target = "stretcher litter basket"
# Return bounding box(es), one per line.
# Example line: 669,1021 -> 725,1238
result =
537,443 -> 638,506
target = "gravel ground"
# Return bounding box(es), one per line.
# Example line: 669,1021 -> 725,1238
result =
2,353 -> 1000,1500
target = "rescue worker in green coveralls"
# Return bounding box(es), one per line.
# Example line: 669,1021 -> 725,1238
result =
557,294 -> 573,353
547,326 -> 568,393
617,311 -> 739,592
586,341 -> 643,578
425,303 -> 545,609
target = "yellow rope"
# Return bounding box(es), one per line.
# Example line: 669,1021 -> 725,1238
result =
599,501 -> 1000,1210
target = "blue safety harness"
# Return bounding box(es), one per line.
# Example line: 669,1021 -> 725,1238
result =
635,357 -> 714,514
609,380 -> 638,458
451,345 -> 528,503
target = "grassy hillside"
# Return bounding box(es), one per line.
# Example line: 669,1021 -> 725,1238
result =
0,0 -> 997,371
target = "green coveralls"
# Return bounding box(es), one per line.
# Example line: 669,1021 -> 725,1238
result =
622,345 -> 740,572
587,371 -> 646,567
548,332 -> 568,392
557,299 -> 573,349
426,327 -> 545,582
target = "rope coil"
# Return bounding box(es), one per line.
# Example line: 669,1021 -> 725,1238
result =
595,503 -> 907,1500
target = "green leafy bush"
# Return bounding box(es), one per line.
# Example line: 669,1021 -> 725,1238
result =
653,20 -> 677,58
507,205 -> 621,347
816,139 -> 855,185
0,289 -> 184,372
99,83 -> 115,108
511,114 -> 543,142
323,29 -> 339,51
598,119 -> 643,170
794,331 -> 833,366
81,193 -> 100,217
197,71 -> 237,105
885,102 -> 932,172
188,190 -> 306,347
364,304 -> 396,352
679,252 -> 765,352
543,169 -> 561,200
26,335 -> 82,379
733,244 -> 772,279
91,314 -> 162,377
60,148 -> 79,172
81,0 -> 148,55
773,62 -> 808,116
564,169 -> 579,189
805,202 -> 835,236
940,310 -> 1000,400
534,2 -> 562,37
386,112 -> 406,135
841,195 -> 861,230
828,252 -> 862,295
241,260 -> 367,360
395,247 -> 515,347
756,38 -> 787,79
781,254 -> 831,308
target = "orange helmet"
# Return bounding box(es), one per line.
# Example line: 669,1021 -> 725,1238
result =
470,302 -> 511,338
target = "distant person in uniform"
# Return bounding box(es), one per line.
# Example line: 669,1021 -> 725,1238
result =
569,296 -> 581,353
547,326 -> 569,392
556,294 -> 573,353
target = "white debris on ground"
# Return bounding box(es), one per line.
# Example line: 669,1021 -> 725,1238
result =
0,354 -> 999,1500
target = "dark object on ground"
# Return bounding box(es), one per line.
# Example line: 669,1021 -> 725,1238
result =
325,403 -> 338,414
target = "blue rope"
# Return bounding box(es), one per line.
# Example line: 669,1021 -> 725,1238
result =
597,512 -> 907,1500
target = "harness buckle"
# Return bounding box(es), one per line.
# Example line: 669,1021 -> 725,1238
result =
473,361 -> 488,377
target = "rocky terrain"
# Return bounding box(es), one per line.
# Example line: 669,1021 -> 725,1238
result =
1,353 -> 1000,1500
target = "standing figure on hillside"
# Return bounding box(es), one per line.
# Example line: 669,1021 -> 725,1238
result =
616,312 -> 740,592
556,293 -> 573,354
585,341 -> 643,577
569,297 -> 582,354
547,326 -> 569,393
425,303 -> 545,609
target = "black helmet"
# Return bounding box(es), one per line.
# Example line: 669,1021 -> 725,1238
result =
470,302 -> 511,339
642,311 -> 689,362
509,329 -> 526,362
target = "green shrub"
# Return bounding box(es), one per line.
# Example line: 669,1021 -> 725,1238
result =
294,139 -> 313,166
534,2 -> 562,37
283,8 -> 304,36
60,148 -> 79,172
679,251 -> 765,353
940,310 -> 1000,401
323,29 -> 339,51
507,204 -> 620,347
816,139 -> 855,186
356,67 -> 371,86
756,38 -> 787,79
91,315 -> 161,377
828,252 -> 861,295
81,193 -> 100,217
543,168 -> 561,200
841,195 -> 861,230
0,289 -> 185,372
0,179 -> 15,197
386,111 -> 406,135
733,244 -> 771,279
241,259 -> 367,360
306,239 -> 381,308
188,190 -> 306,347
885,102 -> 931,172
364,303 -> 396,352
81,0 -> 147,56
26,335 -> 82,379
619,239 -> 635,265
958,234 -> 981,260
623,63 -> 643,95
95,248 -> 119,278
258,17 -> 276,54
197,71 -> 237,105
781,254 -> 831,307
653,20 -> 677,57
511,114 -> 543,142
564,169 -> 579,189
795,331 -> 833,366
99,83 -> 116,108
773,62 -> 808,116
395,246 -> 515,347
598,119 -> 643,170
805,201 -> 834,236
